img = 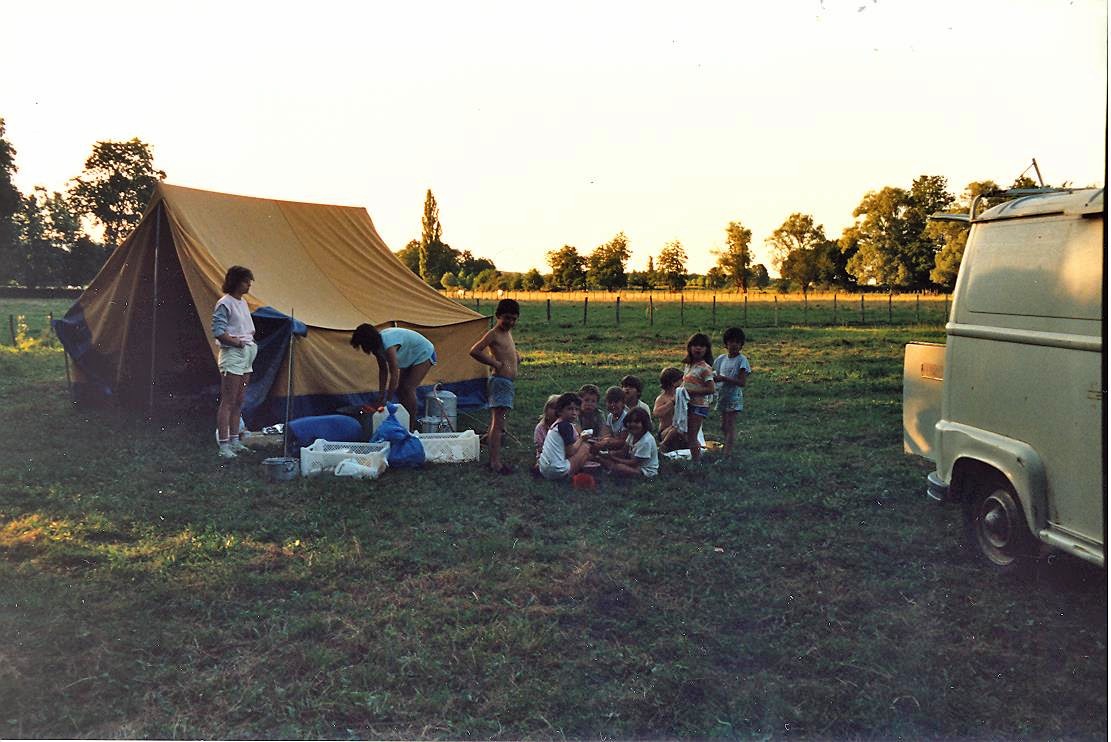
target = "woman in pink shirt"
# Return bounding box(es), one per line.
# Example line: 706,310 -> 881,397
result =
211,265 -> 256,459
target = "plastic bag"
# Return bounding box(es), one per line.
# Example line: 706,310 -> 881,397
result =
334,456 -> 385,480
370,404 -> 425,468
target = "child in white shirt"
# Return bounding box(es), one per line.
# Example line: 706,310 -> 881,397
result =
599,407 -> 659,478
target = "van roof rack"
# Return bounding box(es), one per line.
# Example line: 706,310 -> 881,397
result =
929,186 -> 1092,224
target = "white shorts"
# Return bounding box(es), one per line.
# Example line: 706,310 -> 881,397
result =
539,461 -> 570,480
218,343 -> 258,375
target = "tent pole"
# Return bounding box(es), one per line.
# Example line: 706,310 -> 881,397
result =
148,203 -> 161,415
283,309 -> 295,457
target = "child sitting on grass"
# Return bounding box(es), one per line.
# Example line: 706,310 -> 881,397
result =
538,392 -> 594,481
534,394 -> 561,462
593,385 -> 628,452
619,374 -> 653,418
576,383 -> 604,436
599,407 -> 659,478
653,366 -> 688,453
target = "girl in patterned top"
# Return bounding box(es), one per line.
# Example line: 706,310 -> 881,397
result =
681,332 -> 715,464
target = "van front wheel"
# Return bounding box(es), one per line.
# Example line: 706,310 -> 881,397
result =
965,475 -> 1038,571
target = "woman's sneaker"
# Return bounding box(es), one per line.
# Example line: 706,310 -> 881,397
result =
218,443 -> 238,459
229,439 -> 251,453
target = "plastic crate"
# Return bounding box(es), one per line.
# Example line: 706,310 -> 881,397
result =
300,440 -> 390,477
415,430 -> 480,463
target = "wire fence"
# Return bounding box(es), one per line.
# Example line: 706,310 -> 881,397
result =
451,291 -> 951,328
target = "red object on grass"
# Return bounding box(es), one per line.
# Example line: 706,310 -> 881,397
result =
571,473 -> 596,490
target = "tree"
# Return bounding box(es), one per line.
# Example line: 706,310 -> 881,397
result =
396,237 -> 464,287
0,119 -> 22,285
843,176 -> 955,291
522,268 -> 544,290
459,250 -> 495,277
712,221 -> 753,291
752,263 -> 770,289
17,187 -> 100,287
766,213 -> 826,271
419,189 -> 443,283
546,245 -> 586,290
657,240 -> 688,291
927,180 -> 1001,289
68,138 -> 165,247
705,266 -> 727,290
440,271 -> 458,290
473,267 -> 500,291
779,243 -> 821,295
586,232 -> 631,290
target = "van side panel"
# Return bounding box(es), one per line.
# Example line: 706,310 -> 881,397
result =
942,211 -> 1104,549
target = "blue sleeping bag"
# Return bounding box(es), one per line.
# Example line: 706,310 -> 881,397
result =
288,414 -> 365,448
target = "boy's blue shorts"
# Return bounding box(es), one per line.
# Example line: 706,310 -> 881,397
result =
717,386 -> 743,412
488,375 -> 515,409
688,404 -> 710,418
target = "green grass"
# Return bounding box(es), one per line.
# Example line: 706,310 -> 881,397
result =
0,298 -> 1105,739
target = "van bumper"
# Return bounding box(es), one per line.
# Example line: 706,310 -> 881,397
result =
926,471 -> 950,502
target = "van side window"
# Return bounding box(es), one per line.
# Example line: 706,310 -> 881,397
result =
966,218 -> 1101,320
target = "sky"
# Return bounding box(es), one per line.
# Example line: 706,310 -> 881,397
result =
2,0 -> 1106,274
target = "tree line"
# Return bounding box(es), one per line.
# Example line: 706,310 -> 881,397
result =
0,118 -> 165,288
397,175 -> 1070,297
1,115 -> 1080,294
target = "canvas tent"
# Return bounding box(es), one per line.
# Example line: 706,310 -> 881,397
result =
54,183 -> 490,426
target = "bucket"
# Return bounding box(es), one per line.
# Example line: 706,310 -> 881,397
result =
261,456 -> 299,482
424,387 -> 457,432
418,416 -> 453,434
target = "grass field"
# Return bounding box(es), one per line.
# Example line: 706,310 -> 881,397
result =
0,297 -> 1105,739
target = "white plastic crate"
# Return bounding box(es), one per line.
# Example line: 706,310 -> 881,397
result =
300,440 -> 390,477
415,430 -> 480,463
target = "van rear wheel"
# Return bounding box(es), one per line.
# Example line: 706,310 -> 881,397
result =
965,474 -> 1038,572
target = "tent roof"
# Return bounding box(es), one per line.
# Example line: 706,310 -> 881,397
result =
156,182 -> 483,330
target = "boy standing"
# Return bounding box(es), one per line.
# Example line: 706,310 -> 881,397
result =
713,327 -> 751,456
469,299 -> 522,475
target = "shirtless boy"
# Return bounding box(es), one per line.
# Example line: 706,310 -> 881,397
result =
469,299 -> 522,475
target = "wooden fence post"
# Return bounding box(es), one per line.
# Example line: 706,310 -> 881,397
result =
680,294 -> 684,325
583,296 -> 588,326
744,294 -> 748,325
803,293 -> 808,325
546,298 -> 551,322
48,312 -> 53,339
860,294 -> 865,324
616,296 -> 621,325
475,297 -> 480,311
649,295 -> 654,326
888,293 -> 893,323
774,296 -> 778,327
833,293 -> 838,324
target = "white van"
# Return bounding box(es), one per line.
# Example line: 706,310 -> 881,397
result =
903,188 -> 1105,570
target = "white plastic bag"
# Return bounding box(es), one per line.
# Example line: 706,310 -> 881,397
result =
334,456 -> 385,480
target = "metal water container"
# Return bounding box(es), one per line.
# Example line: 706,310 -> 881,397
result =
423,386 -> 457,432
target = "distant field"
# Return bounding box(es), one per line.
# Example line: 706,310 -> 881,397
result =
0,298 -> 1105,739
